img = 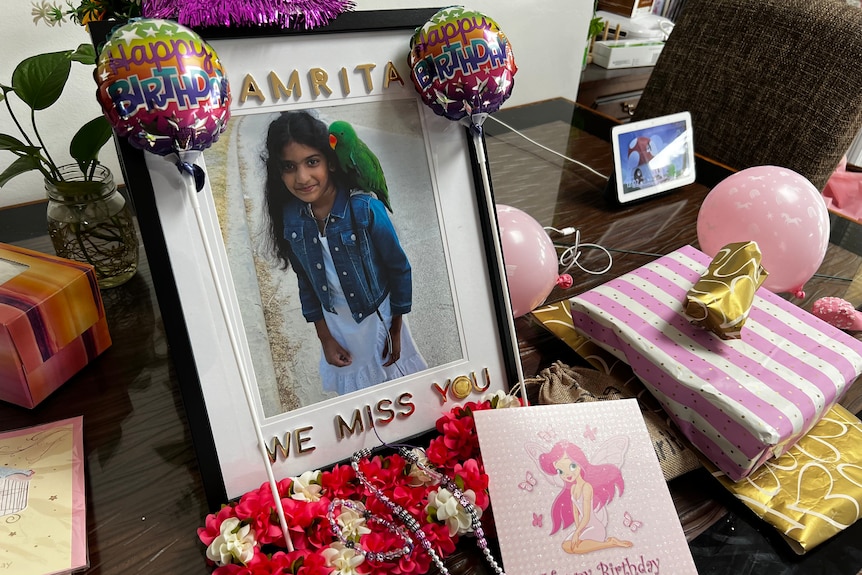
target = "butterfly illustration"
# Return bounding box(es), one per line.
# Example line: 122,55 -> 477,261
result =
532,512 -> 543,527
623,511 -> 643,532
537,429 -> 556,443
518,471 -> 538,492
583,424 -> 597,441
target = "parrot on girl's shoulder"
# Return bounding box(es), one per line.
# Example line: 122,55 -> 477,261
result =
328,120 -> 392,213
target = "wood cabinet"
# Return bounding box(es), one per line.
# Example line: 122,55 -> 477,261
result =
577,64 -> 653,121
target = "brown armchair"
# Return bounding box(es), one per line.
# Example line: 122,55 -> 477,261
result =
631,0 -> 862,191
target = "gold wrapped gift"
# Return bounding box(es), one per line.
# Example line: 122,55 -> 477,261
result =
684,241 -> 767,339
706,404 -> 862,553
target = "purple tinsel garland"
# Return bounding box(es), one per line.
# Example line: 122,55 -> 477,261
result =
143,0 -> 354,29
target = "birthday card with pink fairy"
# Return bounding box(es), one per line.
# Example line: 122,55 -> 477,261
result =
474,399 -> 697,575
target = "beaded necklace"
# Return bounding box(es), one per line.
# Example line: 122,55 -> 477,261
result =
330,447 -> 507,575
326,498 -> 414,562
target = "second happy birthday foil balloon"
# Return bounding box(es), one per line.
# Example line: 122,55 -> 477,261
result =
408,6 -> 517,133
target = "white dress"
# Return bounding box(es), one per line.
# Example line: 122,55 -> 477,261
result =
318,236 -> 427,395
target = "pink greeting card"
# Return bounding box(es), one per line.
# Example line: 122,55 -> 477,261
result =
474,400 -> 697,575
0,416 -> 87,575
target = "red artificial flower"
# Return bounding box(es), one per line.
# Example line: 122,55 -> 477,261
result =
235,481 -> 293,547
423,521 -> 458,558
210,549 -> 277,575
319,463 -> 360,500
376,453 -> 410,487
298,500 -> 335,549
424,435 -> 451,468
440,414 -> 479,464
391,482 -> 429,514
453,458 -> 490,510
352,527 -> 435,575
279,498 -> 325,551
292,549 -> 333,575
392,548 -> 432,575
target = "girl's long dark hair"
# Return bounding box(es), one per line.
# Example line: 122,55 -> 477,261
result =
263,110 -> 342,268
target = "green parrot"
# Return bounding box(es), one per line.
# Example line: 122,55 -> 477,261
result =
328,120 -> 392,213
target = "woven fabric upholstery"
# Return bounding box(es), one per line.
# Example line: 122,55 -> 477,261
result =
632,0 -> 862,191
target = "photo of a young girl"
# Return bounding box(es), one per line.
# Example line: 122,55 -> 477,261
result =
202,99 -> 462,416
538,440 -> 633,554
262,110 -> 427,395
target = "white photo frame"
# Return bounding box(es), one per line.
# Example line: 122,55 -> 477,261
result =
94,10 -> 518,505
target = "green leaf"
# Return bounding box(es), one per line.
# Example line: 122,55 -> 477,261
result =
0,155 -> 42,187
70,43 -> 96,66
70,116 -> 111,164
0,133 -> 40,154
588,17 -> 606,38
11,50 -> 73,111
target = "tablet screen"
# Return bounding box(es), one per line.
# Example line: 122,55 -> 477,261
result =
610,111 -> 695,204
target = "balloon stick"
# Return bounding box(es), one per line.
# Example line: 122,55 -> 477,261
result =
178,158 -> 293,552
470,131 -> 529,405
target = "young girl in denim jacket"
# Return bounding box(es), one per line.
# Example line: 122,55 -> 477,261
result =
263,111 -> 426,395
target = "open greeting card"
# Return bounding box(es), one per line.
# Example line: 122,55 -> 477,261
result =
474,400 -> 697,575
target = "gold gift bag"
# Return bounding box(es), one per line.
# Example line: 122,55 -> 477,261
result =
706,404 -> 862,553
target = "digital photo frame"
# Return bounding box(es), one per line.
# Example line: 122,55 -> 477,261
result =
606,111 -> 696,205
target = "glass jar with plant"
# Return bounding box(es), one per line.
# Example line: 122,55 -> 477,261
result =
1,43 -> 139,288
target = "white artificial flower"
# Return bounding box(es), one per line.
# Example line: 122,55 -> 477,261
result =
290,469 -> 323,501
321,542 -> 365,575
426,487 -> 482,537
336,502 -> 371,542
405,448 -> 438,487
489,389 -> 521,409
31,1 -> 61,26
205,517 -> 257,566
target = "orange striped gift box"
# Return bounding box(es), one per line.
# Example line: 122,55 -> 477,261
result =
0,244 -> 111,408
569,245 -> 862,482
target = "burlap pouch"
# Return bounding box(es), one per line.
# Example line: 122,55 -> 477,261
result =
524,361 -> 701,481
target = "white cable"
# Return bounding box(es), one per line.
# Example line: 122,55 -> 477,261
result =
545,226 -> 613,276
485,115 -> 610,181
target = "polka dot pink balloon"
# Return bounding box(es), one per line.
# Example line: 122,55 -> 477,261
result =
697,166 -> 830,297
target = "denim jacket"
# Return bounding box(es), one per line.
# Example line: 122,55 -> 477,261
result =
283,187 -> 412,323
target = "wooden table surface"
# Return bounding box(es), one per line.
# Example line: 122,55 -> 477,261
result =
2,100 -> 861,574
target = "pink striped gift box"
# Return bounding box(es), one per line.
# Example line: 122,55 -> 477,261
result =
569,245 -> 862,482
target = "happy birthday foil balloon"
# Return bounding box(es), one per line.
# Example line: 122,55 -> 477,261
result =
409,6 -> 517,133
95,19 -> 231,157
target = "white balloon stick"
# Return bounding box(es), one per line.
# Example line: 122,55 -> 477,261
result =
469,129 -> 529,406
177,155 -> 294,552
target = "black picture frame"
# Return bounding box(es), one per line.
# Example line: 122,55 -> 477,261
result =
92,9 -> 519,508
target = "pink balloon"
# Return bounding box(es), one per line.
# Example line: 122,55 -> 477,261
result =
496,205 -> 559,318
697,166 -> 830,296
